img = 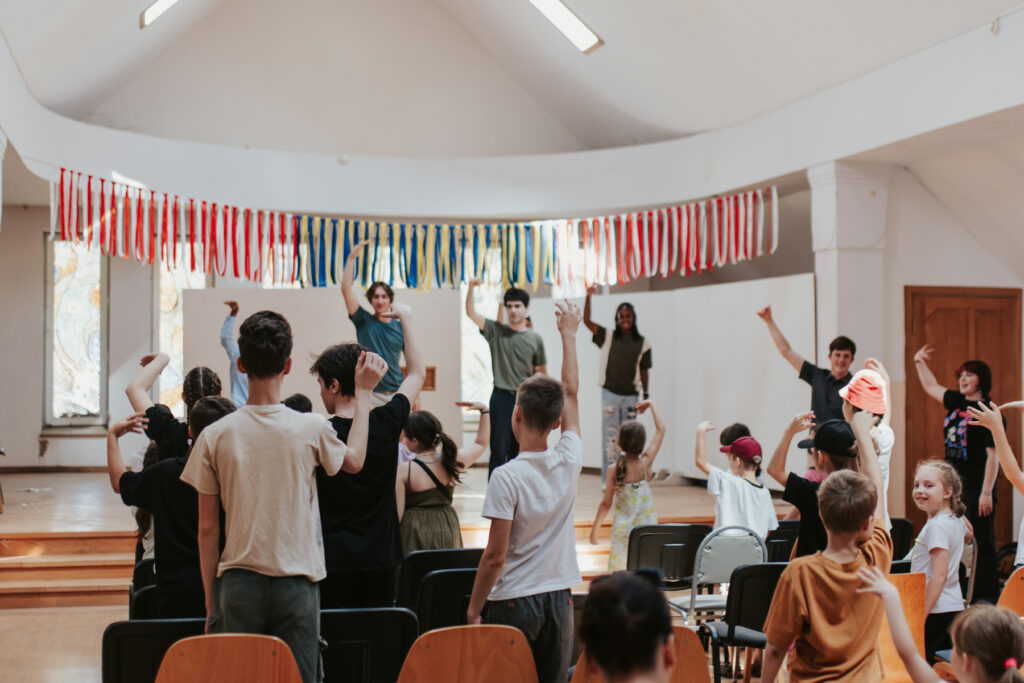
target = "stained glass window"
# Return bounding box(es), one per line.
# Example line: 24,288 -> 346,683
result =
47,240 -> 106,424
158,265 -> 208,417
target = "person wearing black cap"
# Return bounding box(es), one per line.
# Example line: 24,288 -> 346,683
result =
766,413 -> 861,557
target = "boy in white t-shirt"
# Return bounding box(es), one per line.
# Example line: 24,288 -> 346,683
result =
467,300 -> 584,683
694,426 -> 778,540
181,310 -> 385,683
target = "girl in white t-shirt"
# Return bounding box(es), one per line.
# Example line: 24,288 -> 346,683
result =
911,459 -> 971,663
589,400 -> 666,571
694,422 -> 779,541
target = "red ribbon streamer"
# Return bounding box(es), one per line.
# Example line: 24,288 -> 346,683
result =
135,190 -> 145,261
243,209 -> 251,281
85,176 -> 93,249
257,210 -> 264,282
171,196 -> 179,268
148,191 -> 156,265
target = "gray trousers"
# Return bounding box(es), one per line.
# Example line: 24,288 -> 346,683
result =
601,388 -> 638,483
485,589 -> 573,683
209,569 -> 322,683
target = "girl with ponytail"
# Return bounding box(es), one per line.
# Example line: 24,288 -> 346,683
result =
395,401 -> 490,553
859,566 -> 1024,682
125,352 -> 222,461
910,459 -> 971,662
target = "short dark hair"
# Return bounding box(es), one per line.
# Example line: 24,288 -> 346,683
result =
238,311 -> 292,379
309,342 -> 368,398
282,393 -> 313,413
503,287 -> 530,307
829,336 -> 856,357
516,375 -> 564,432
719,423 -> 750,447
818,470 -> 876,534
957,360 -> 993,399
579,572 -> 672,677
188,396 -> 236,440
366,281 -> 394,303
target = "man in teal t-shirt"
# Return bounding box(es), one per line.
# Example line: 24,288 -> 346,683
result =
342,242 -> 404,405
465,279 -> 547,478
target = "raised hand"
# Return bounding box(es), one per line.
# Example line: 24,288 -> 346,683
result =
109,413 -> 148,438
756,306 -> 773,323
224,300 -> 239,317
554,300 -> 583,335
913,344 -> 934,364
467,278 -> 482,288
787,411 -> 815,434
697,420 -> 716,434
863,358 -> 890,385
354,351 -> 388,391
380,302 -> 412,320
456,401 -> 488,412
140,353 -> 157,367
634,399 -> 654,414
967,401 -> 1005,434
856,566 -> 899,601
586,284 -> 598,296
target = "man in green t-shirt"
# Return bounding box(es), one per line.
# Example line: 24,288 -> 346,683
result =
466,279 -> 547,478
583,286 -> 652,485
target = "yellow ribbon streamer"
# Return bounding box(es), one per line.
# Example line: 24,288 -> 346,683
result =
531,223 -> 541,292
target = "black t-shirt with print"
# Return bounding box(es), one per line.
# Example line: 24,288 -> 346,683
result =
783,472 -> 828,558
144,404 -> 191,462
317,393 -> 411,573
942,389 -> 999,493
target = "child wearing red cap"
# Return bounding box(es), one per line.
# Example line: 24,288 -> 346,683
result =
694,423 -> 779,540
589,400 -> 666,570
839,359 -> 895,530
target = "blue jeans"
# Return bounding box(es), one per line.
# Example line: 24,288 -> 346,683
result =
209,569 -> 322,683
488,389 -> 520,479
485,589 -> 573,683
601,389 -> 638,483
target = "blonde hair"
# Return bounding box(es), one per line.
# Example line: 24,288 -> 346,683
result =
951,604 -> 1024,682
915,459 -> 967,517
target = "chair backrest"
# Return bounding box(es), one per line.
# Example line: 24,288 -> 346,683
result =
962,540 -> 977,604
155,634 -> 302,683
397,625 -> 538,683
102,619 -> 205,683
626,524 -> 713,589
130,585 -> 159,620
692,527 -> 767,588
396,548 -> 484,609
569,625 -> 710,683
571,592 -> 587,667
321,608 -> 419,683
890,518 -> 916,559
878,572 -> 926,683
131,559 -> 157,596
415,568 -> 478,633
890,560 -> 912,574
998,566 -> 1024,616
723,563 -> 788,638
765,525 -> 799,563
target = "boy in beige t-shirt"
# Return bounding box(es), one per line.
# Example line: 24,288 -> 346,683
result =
181,310 -> 385,683
760,409 -> 893,682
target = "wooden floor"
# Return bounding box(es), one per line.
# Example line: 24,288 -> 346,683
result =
0,469 -> 790,682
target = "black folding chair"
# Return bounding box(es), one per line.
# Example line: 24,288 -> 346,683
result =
129,559 -> 157,602
321,607 -> 418,683
395,548 -> 484,609
415,567 -> 477,633
699,563 -> 788,683
890,518 -> 915,559
101,619 -> 205,683
129,585 -> 159,620
765,521 -> 800,562
890,559 -> 912,574
626,524 -> 712,589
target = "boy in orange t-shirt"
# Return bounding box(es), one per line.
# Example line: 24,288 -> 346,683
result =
760,408 -> 893,682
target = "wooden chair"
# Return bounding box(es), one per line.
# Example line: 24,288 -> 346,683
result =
154,634 -> 302,683
570,625 -> 710,683
397,625 -> 537,683
998,566 -> 1024,616
878,572 -> 926,683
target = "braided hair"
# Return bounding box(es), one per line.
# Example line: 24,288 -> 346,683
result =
182,366 -> 221,425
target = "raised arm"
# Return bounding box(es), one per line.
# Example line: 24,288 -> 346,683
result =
857,567 -> 937,683
582,285 -> 600,336
694,420 -> 716,476
125,353 -> 170,413
555,300 -> 582,436
341,352 -> 388,473
864,358 -> 892,429
455,401 -> 490,468
913,345 -> 948,403
757,306 -> 804,373
105,413 -> 147,493
465,279 -> 486,331
968,402 -> 1024,495
635,399 -> 666,464
850,408 -> 886,522
220,301 -> 239,357
341,240 -> 370,317
383,303 -> 425,403
767,411 -> 815,487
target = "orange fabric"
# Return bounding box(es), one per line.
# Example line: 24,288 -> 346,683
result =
764,521 -> 894,682
838,369 -> 887,415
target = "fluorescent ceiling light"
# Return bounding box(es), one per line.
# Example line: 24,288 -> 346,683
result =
140,0 -> 180,29
527,0 -> 603,53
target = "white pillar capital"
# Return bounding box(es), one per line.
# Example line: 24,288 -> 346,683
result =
808,161 -> 892,252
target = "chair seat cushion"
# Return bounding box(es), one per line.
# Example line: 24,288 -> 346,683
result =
668,594 -> 727,613
703,620 -> 767,649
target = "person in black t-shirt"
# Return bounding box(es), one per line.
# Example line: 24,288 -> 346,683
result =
105,396 -> 234,618
310,302 -> 426,608
914,344 -> 1000,603
757,306 -> 855,424
125,352 -> 222,461
766,413 -> 860,557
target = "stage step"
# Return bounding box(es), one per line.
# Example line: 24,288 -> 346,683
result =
0,531 -> 136,557
0,553 -> 135,581
0,578 -> 130,609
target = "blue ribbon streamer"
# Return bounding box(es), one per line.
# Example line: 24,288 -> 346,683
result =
388,224 -> 395,286
371,222 -> 380,283
525,224 -> 533,283
330,219 -> 338,285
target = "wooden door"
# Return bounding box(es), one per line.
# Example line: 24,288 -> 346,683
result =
904,286 -> 1022,544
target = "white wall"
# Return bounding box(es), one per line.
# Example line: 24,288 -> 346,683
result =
530,274 -> 816,487
182,288 -> 463,445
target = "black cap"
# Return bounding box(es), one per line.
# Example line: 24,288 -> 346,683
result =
812,419 -> 856,456
797,438 -> 814,451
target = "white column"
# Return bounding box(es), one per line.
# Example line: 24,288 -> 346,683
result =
0,127 -> 7,230
807,161 -> 893,364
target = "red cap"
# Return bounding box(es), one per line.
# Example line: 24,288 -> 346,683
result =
839,369 -> 887,414
720,436 -> 763,463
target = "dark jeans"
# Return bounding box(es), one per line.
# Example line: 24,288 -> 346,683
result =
485,589 -> 573,683
319,567 -> 396,608
488,389 -> 520,479
962,486 -> 998,603
925,611 -> 959,663
209,569 -> 321,683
